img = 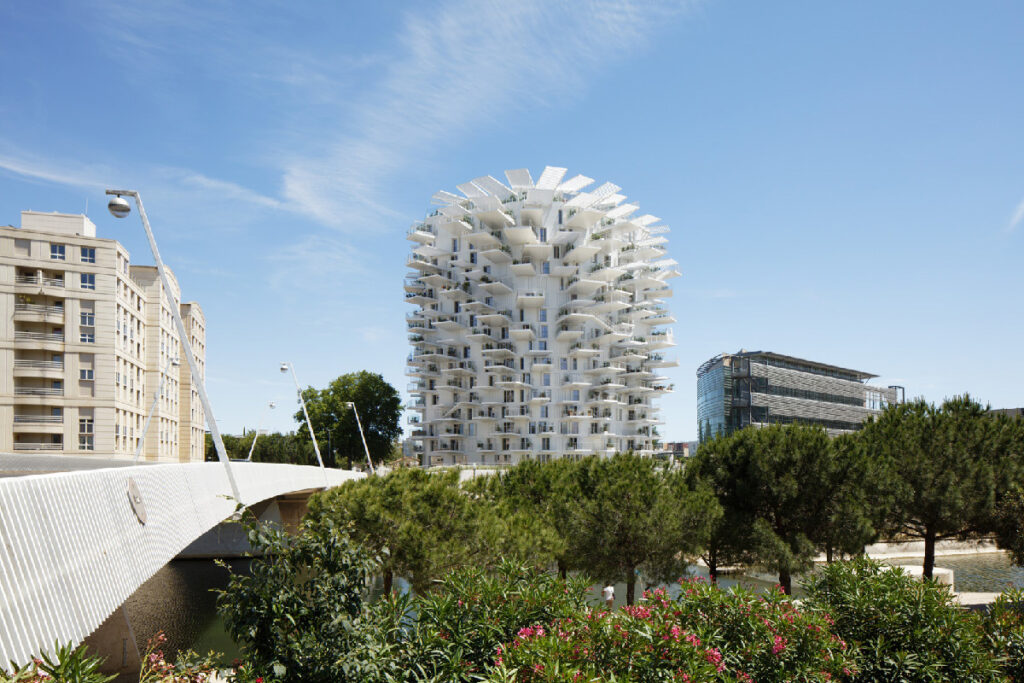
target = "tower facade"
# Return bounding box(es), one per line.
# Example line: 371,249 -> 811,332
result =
406,167 -> 677,467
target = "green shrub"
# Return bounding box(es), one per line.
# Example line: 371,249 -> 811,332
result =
0,643 -> 114,683
981,588 -> 1024,682
365,561 -> 591,682
804,558 -> 1001,682
487,579 -> 854,682
216,511 -> 380,682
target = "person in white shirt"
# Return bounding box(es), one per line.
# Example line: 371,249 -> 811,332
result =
602,583 -> 614,609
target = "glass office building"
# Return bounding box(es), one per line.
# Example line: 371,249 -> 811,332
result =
696,350 -> 900,441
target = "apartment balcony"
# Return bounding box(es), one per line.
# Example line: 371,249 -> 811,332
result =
509,324 -> 535,342
561,376 -> 591,390
12,415 -> 63,434
481,247 -> 512,265
530,357 -> 552,371
405,291 -> 435,306
467,231 -> 501,250
12,441 -> 64,452
406,254 -> 441,273
528,389 -> 551,404
477,309 -> 511,326
479,279 -> 513,296
646,330 -> 675,349
406,223 -> 436,243
13,359 -> 65,379
522,242 -> 553,259
646,354 -> 679,369
568,343 -> 601,358
556,325 -> 583,343
515,290 -> 544,308
14,330 -> 65,345
510,259 -> 535,277
480,342 -> 515,359
434,316 -> 466,333
587,263 -> 625,282
14,387 -> 64,398
14,274 -> 65,291
467,327 -> 497,342
563,243 -> 600,264
13,303 -> 65,323
403,277 -> 426,293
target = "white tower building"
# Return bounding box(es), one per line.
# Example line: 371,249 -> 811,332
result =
406,167 -> 678,467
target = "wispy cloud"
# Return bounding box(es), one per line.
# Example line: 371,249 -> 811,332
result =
280,0 -> 692,232
1007,196 -> 1024,233
0,152 -> 110,189
266,234 -> 372,291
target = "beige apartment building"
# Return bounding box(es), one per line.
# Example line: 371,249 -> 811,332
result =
0,211 -> 206,461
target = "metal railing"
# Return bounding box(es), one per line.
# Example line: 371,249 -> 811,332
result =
13,415 -> 63,424
14,360 -> 64,370
12,442 -> 64,451
15,387 -> 64,396
14,331 -> 65,342
15,275 -> 65,288
14,303 -> 65,316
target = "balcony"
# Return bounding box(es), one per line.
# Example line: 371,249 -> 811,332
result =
509,324 -> 535,342
515,290 -> 544,308
13,359 -> 65,379
15,274 -> 65,289
14,330 -> 65,343
13,303 -> 65,322
12,442 -> 64,452
406,223 -> 436,243
406,254 -> 441,273
15,387 -> 64,397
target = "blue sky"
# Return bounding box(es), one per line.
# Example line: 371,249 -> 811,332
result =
1,1 -> 1022,441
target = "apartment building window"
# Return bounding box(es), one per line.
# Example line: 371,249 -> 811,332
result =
538,227 -> 547,241
80,273 -> 95,290
81,311 -> 95,326
543,373 -> 551,387
538,341 -> 547,351
79,418 -> 94,451
540,325 -> 548,338
539,309 -> 547,322
81,247 -> 96,263
50,244 -> 65,260
541,437 -> 551,450
80,369 -> 94,380
542,261 -> 551,274
80,331 -> 95,343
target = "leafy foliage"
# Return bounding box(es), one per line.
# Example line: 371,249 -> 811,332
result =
488,580 -> 854,682
0,643 -> 114,683
805,558 -> 1002,682
295,371 -> 402,468
216,509 -> 380,682
981,589 -> 1024,682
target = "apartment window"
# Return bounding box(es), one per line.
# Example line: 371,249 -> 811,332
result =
543,373 -> 551,387
538,341 -> 547,351
80,273 -> 95,290
81,247 -> 96,263
557,209 -> 563,224
541,437 -> 551,450
79,417 -> 94,450
50,244 -> 65,260
470,251 -> 477,264
80,332 -> 95,343
542,261 -> 550,275
571,390 -> 580,401
540,325 -> 548,339
80,311 -> 95,326
80,369 -> 94,380
539,309 -> 547,322
560,358 -> 568,371
538,227 -> 547,241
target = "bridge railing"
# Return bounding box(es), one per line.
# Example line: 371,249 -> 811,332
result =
0,461 -> 360,668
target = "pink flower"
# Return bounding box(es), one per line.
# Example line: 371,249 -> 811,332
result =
705,647 -> 724,671
772,635 -> 788,655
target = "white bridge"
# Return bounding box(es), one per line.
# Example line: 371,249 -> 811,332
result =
0,461 -> 359,667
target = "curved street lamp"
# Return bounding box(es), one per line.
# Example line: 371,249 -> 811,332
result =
107,190 -> 241,500
280,362 -> 328,483
246,401 -> 276,462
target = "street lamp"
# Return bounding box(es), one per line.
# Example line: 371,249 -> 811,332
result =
246,401 -> 276,461
134,356 -> 179,464
280,362 -> 328,483
106,189 -> 241,501
346,401 -> 375,475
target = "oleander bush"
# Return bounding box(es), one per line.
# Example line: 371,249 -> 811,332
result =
362,561 -> 591,682
981,588 -> 1024,682
804,558 -> 1002,682
485,579 -> 855,682
0,642 -> 114,683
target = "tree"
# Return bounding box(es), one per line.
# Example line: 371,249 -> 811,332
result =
569,453 -> 718,604
818,433 -> 886,562
684,434 -> 759,583
204,430 -> 317,465
295,371 -> 402,469
861,396 -> 1008,579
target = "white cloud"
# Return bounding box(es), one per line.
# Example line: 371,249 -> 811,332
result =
280,0 -> 692,232
1007,197 -> 1024,233
0,153 -> 110,189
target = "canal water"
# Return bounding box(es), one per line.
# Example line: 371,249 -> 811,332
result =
125,552 -> 1024,664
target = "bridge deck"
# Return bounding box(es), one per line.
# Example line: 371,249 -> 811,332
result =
0,462 -> 359,667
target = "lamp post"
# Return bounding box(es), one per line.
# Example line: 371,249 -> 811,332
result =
134,356 -> 179,464
107,190 -> 241,501
246,401 -> 276,462
280,362 -> 328,483
346,401 -> 375,475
